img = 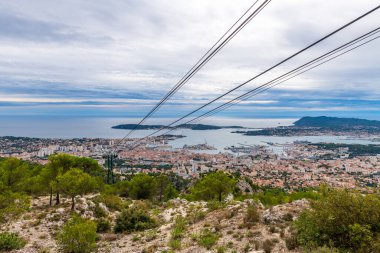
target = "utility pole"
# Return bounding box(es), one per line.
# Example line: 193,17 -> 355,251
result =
103,152 -> 117,184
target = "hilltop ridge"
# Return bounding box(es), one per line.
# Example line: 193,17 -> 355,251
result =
234,116 -> 380,136
294,116 -> 380,128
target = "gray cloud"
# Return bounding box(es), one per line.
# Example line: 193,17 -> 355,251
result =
0,12 -> 111,44
0,0 -> 379,118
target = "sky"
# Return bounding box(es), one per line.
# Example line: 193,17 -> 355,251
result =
0,0 -> 380,121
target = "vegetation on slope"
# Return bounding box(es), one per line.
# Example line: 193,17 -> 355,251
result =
1,155 -> 380,252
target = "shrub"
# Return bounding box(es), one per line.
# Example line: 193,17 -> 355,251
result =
348,223 -> 373,250
93,204 -> 107,218
283,213 -> 293,222
96,218 -> 111,233
187,207 -> 206,224
114,208 -> 156,233
269,226 -> 277,233
0,232 -> 26,251
0,192 -> 30,224
310,246 -> 340,253
145,229 -> 158,242
168,239 -> 181,250
243,244 -> 250,253
132,200 -> 152,212
295,189 -> 380,251
285,235 -> 298,250
253,240 -> 260,250
244,204 -> 260,228
171,216 -> 187,240
262,239 -> 274,253
197,229 -> 219,249
207,200 -> 226,211
217,245 -> 227,253
92,194 -> 123,211
169,216 -> 187,250
57,215 -> 97,253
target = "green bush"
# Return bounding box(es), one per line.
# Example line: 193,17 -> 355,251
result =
168,239 -> 181,250
217,245 -> 227,253
244,204 -> 260,228
206,200 -> 226,211
96,218 -> 111,233
295,189 -> 380,251
262,239 -> 274,253
168,216 -> 187,250
0,192 -> 30,224
93,204 -> 107,218
310,246 -> 340,253
114,208 -> 156,233
249,188 -> 321,207
187,208 -> 206,224
285,235 -> 298,250
92,194 -> 123,211
0,232 -> 26,251
57,215 -> 97,253
197,229 -> 219,249
171,216 -> 187,240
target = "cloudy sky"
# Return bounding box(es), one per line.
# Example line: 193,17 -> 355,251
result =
1,0 -> 379,121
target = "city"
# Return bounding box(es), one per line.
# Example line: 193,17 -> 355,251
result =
2,135 -> 379,190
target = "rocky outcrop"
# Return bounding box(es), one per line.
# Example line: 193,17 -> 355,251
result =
3,196 -> 307,253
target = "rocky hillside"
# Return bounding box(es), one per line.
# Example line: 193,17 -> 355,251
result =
2,195 -> 309,253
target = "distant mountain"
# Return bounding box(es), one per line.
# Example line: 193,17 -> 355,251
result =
293,116 -> 380,128
112,123 -> 244,131
234,116 -> 380,136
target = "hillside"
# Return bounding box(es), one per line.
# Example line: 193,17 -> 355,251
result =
293,116 -> 380,128
235,116 -> 380,136
2,156 -> 380,253
2,195 -> 307,253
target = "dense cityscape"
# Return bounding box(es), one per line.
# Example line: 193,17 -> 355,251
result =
2,131 -> 380,191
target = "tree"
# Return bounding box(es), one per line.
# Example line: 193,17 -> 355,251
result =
72,157 -> 105,178
45,154 -> 74,205
0,158 -> 28,192
129,174 -> 156,200
57,169 -> 98,210
113,180 -> 130,197
154,174 -> 171,202
21,174 -> 46,196
39,166 -> 56,206
44,154 -> 104,206
164,183 -> 179,201
191,171 -> 237,202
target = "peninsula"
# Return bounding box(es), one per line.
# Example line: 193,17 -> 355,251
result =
233,116 -> 380,136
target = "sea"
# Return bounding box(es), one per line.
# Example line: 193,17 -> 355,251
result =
1,116 -> 380,154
